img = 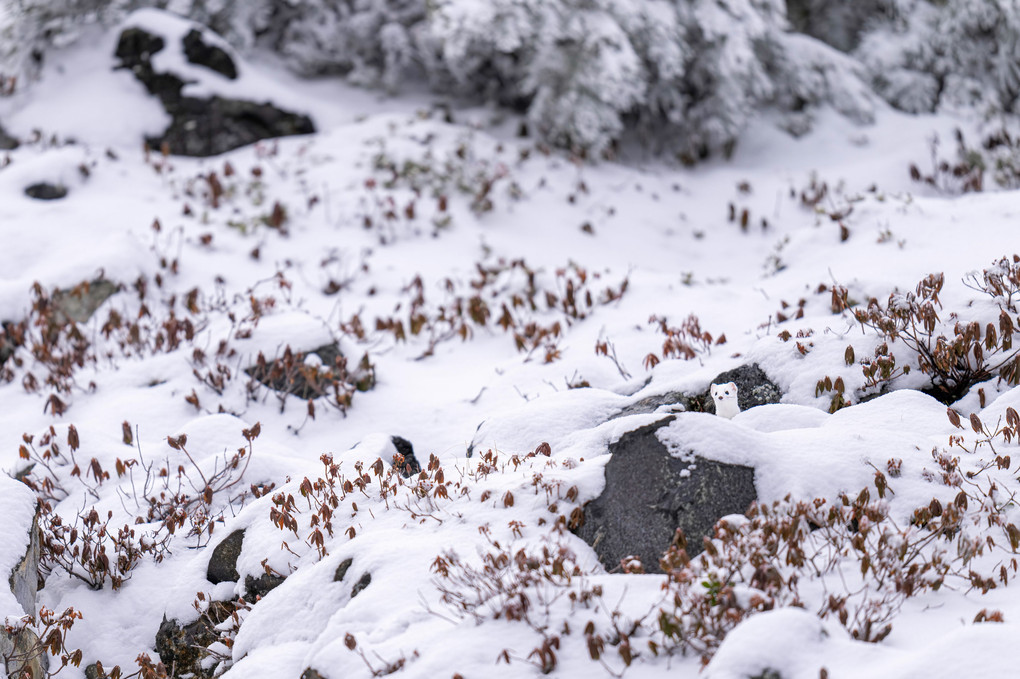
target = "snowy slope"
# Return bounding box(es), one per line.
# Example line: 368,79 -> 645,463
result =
1,10 -> 1020,679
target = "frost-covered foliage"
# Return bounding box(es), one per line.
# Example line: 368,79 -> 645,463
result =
425,0 -> 876,157
7,0 -> 1020,156
156,0 -> 425,88
0,0 -> 130,81
854,0 -> 1020,115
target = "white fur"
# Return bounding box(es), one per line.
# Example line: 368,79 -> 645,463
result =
711,382 -> 740,419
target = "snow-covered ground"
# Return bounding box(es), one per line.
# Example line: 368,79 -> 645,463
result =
2,11 -> 1020,679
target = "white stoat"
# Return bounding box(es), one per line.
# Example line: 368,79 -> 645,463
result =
710,382 -> 740,419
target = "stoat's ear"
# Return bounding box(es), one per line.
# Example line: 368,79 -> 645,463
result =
710,384 -> 719,395
727,382 -> 737,391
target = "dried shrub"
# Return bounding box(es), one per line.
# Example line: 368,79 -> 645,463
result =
22,423 -> 259,590
3,607 -> 83,678
835,257 -> 1020,403
372,260 -> 627,363
909,127 -> 1020,195
643,314 -> 724,370
246,344 -> 376,415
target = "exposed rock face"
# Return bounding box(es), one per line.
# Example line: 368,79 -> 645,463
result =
576,417 -> 758,572
1,495 -> 47,679
114,24 -> 314,156
207,529 -> 245,584
24,182 -> 68,200
9,514 -> 40,617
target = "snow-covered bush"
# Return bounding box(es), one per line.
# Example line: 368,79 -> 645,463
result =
833,256 -> 1020,404
10,0 -> 1020,155
0,0 -> 130,83
855,0 -> 1020,115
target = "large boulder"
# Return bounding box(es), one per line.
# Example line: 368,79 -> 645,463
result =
576,417 -> 758,572
114,15 -> 314,157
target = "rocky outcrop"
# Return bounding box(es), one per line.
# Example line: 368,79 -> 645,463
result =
207,529 -> 245,584
576,417 -> 758,572
114,21 -> 314,156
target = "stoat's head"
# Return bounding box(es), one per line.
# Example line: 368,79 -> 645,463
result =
710,382 -> 738,402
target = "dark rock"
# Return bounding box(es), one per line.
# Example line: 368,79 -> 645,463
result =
24,183 -> 68,200
207,529 -> 245,584
182,29 -> 237,79
85,663 -> 103,679
114,25 -> 314,156
576,417 -> 758,573
334,557 -> 353,582
244,572 -> 286,599
156,602 -> 234,678
391,436 -> 421,477
114,27 -> 165,71
351,572 -> 371,598
152,95 -> 315,157
301,669 -> 326,679
0,121 -> 18,150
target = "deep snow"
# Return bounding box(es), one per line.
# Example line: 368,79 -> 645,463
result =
1,9 -> 1020,679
